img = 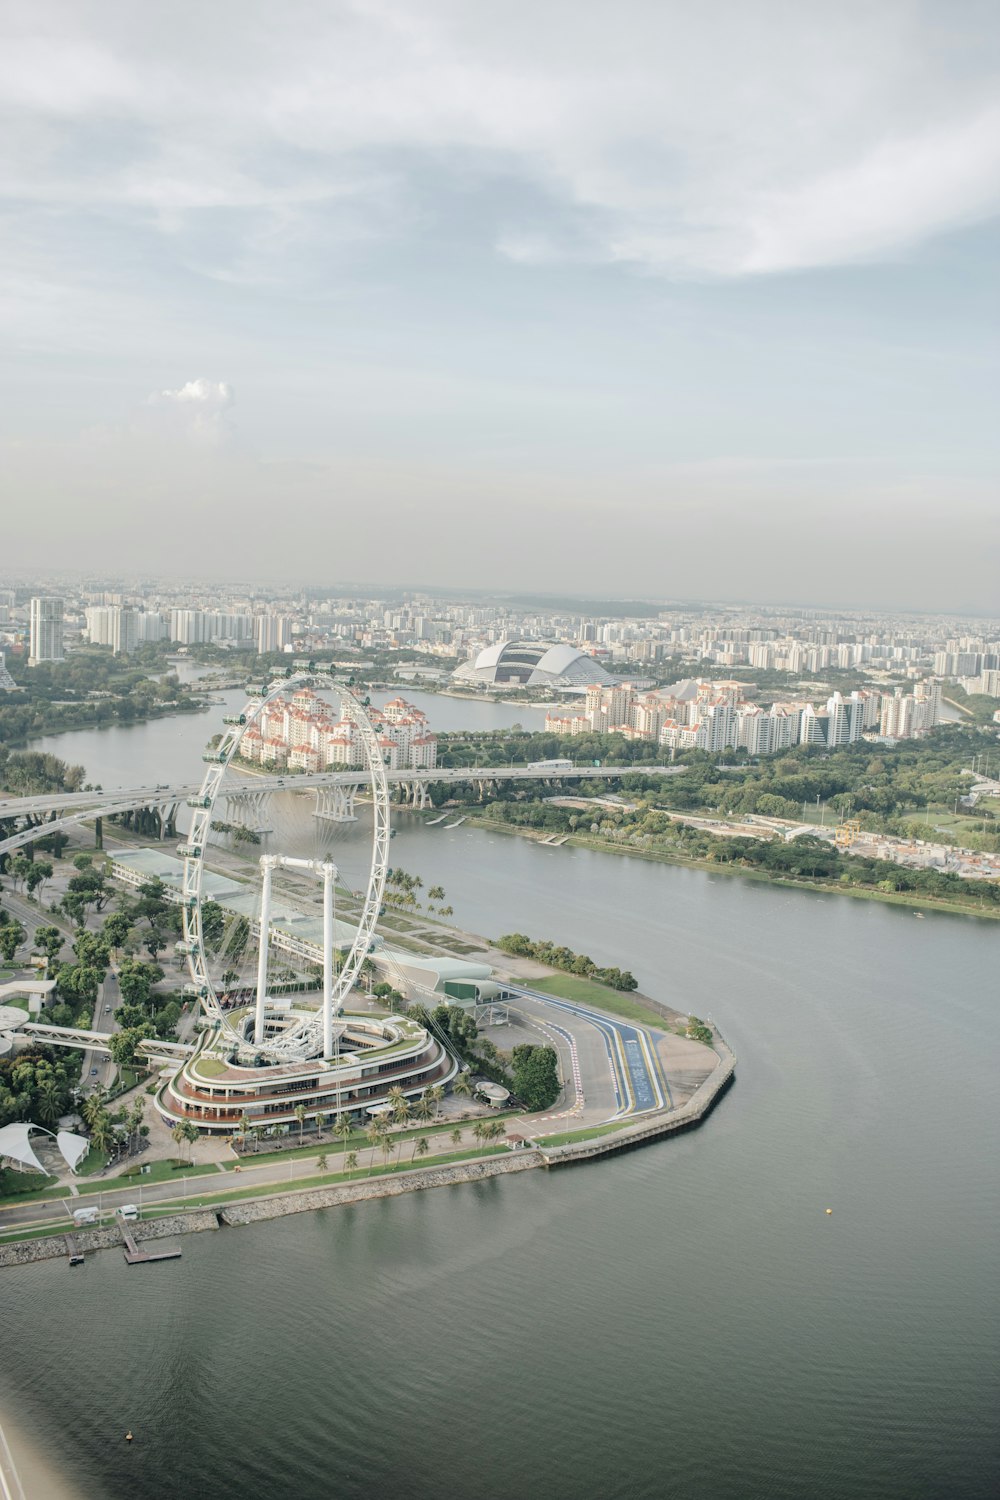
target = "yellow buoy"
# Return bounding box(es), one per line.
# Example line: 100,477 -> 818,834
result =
125,1432 -> 133,1443
825,1208 -> 833,1215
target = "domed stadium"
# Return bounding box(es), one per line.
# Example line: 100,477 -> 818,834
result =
452,641 -> 614,689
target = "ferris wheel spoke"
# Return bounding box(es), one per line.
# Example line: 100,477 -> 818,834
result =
180,669 -> 393,1062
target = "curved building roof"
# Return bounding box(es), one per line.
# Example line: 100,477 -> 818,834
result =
452,641 -> 613,689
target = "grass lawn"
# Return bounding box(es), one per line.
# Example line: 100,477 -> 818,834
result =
108,1157 -> 219,1186
0,1221 -> 79,1246
76,1148 -> 110,1176
139,1145 -> 514,1213
538,1121 -> 629,1146
529,975 -> 670,1030
229,1112 -> 517,1169
191,1056 -> 229,1078
0,1166 -> 49,1197
899,809 -> 994,841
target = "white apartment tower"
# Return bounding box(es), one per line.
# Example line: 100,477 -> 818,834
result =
111,607 -> 138,656
254,614 -> 292,655
29,597 -> 64,664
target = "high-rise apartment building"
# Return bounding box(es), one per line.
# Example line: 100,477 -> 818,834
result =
137,612 -> 167,643
29,597 -> 64,664
111,608 -> 138,656
254,614 -> 293,654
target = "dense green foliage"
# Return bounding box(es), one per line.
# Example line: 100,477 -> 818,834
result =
510,1044 -> 560,1110
496,933 -> 638,990
482,801 -> 1000,908
435,727 -> 665,772
0,1048 -> 79,1128
943,686 -> 1000,727
440,725 -> 995,828
0,645 -> 200,747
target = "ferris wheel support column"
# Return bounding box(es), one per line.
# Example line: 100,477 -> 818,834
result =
254,855 -> 278,1045
322,861 -> 335,1059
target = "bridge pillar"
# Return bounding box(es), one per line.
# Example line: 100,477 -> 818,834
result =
254,856 -> 277,1045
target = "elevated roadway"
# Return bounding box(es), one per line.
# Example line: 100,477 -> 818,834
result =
0,764 -> 684,856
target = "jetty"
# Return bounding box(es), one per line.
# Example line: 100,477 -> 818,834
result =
444,817 -> 466,829
117,1214 -> 181,1266
426,813 -> 449,825
65,1234 -> 84,1266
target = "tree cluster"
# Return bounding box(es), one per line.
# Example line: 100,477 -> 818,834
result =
496,933 -> 638,991
510,1044 -> 560,1111
0,1048 -> 78,1128
0,647 -> 199,749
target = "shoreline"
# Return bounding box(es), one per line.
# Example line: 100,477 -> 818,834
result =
18,699 -> 207,749
455,814 -> 1000,921
0,1406 -> 85,1500
0,1034 -> 735,1268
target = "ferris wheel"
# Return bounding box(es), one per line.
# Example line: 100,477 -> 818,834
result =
179,668 -> 391,1061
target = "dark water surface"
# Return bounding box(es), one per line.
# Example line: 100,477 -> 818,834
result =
8,708 -> 999,1500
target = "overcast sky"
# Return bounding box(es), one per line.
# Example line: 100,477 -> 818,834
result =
1,0 -> 998,610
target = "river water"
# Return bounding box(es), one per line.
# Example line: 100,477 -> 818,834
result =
3,702 -> 998,1500
26,685 -> 551,792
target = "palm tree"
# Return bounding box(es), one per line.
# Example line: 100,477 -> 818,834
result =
36,1077 -> 63,1126
81,1088 -> 108,1129
251,1126 -> 263,1154
386,1085 -> 406,1113
294,1103 -> 307,1144
239,1112 -> 251,1147
381,1134 -> 397,1172
427,1084 -> 445,1116
128,1099 -> 144,1153
472,1120 -> 486,1144
181,1119 -> 199,1164
170,1120 -> 188,1160
414,1136 -> 430,1164
453,1072 -> 473,1099
345,1151 -> 358,1178
414,1092 -> 434,1123
365,1120 -> 383,1175
392,1097 -> 412,1127
316,1152 -> 328,1172
315,1112 -> 328,1139
89,1110 -> 114,1157
334,1113 -> 353,1152
450,1128 -> 462,1148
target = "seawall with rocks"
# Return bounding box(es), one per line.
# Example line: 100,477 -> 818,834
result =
0,1035 -> 735,1267
0,1211 -> 220,1269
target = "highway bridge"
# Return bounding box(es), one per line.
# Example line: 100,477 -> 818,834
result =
0,763 -> 684,857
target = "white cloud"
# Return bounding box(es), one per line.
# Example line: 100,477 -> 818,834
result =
147,378 -> 234,441
1,1 -> 998,278
154,378 -> 231,407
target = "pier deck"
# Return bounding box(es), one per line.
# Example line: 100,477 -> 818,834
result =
118,1216 -> 182,1265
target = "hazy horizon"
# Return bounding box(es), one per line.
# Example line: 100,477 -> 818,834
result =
1,2 -> 998,611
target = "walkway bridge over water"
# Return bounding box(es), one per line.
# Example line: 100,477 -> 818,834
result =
0,765 -> 684,857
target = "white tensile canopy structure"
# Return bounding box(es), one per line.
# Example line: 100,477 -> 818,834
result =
0,1121 -> 90,1175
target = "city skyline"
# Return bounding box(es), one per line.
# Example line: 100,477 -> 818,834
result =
1,2 -> 998,609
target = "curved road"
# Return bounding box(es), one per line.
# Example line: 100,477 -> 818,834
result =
507,985 -> 671,1119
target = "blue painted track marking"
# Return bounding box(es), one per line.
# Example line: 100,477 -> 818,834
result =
509,986 -> 664,1117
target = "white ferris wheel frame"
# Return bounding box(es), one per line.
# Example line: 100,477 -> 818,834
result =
179,670 -> 391,1060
